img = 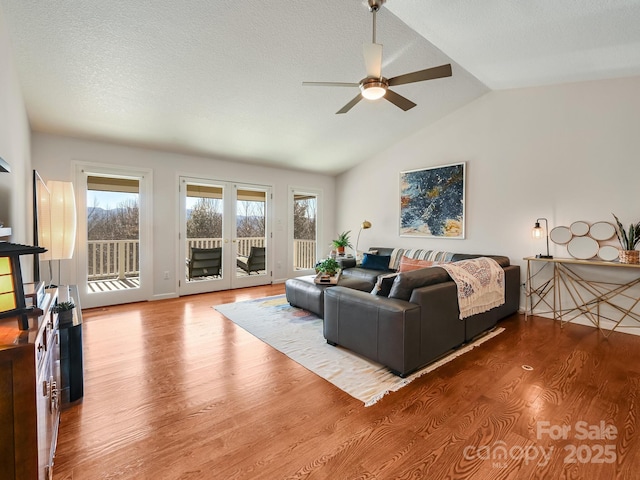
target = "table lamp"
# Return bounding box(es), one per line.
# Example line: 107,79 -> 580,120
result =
532,218 -> 552,259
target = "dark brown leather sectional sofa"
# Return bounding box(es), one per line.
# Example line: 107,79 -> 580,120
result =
323,249 -> 520,377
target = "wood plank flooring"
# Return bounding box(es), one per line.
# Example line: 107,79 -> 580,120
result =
53,285 -> 640,479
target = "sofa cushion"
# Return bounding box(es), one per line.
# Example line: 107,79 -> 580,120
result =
398,256 -> 435,272
387,254 -> 510,301
361,253 -> 392,271
388,267 -> 452,301
370,273 -> 398,297
341,266 -> 388,288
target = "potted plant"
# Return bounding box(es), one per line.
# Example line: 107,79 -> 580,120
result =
53,301 -> 76,324
315,257 -> 340,276
332,231 -> 352,255
612,213 -> 640,264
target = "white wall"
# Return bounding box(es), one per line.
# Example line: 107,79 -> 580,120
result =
31,133 -> 336,298
0,6 -> 32,248
336,76 -> 640,333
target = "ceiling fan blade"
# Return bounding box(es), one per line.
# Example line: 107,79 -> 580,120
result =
384,89 -> 417,111
388,64 -> 452,87
302,81 -> 359,87
336,94 -> 364,114
363,43 -> 383,78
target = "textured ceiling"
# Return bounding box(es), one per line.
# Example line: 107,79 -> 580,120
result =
1,1 -> 639,175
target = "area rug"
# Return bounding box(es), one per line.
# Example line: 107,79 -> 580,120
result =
214,295 -> 504,406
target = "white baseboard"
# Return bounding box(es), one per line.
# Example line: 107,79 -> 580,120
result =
151,293 -> 179,301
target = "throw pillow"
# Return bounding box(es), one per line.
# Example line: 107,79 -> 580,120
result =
361,253 -> 392,271
370,273 -> 398,297
398,256 -> 435,273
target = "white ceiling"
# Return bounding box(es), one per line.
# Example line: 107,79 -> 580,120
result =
387,0 -> 640,90
2,1 -> 640,175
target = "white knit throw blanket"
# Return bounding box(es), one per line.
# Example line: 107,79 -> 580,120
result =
440,257 -> 505,319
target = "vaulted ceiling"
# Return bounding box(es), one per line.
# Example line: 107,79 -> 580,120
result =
2,1 -> 639,175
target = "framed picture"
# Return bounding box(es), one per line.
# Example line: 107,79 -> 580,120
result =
400,162 -> 465,238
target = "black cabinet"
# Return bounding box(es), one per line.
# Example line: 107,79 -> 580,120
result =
59,285 -> 84,408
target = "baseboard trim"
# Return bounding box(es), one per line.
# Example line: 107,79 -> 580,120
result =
152,293 -> 179,301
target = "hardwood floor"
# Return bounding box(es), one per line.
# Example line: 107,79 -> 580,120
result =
54,285 -> 640,479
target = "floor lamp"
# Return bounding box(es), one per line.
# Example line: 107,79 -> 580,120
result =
354,220 -> 372,259
44,181 -> 77,287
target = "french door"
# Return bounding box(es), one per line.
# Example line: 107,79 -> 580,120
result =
75,164 -> 153,308
178,177 -> 272,296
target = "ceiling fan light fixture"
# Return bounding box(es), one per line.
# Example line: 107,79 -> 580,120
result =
359,79 -> 387,100
302,0 -> 452,114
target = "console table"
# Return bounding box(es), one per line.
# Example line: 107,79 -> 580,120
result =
524,256 -> 640,337
0,287 -> 60,479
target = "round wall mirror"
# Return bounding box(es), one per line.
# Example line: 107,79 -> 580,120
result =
550,226 -> 572,244
570,221 -> 590,236
598,245 -> 619,262
567,236 -> 599,260
589,221 -> 616,241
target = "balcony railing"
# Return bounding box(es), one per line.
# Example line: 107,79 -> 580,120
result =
293,239 -> 316,270
87,237 -> 317,281
88,240 -> 139,281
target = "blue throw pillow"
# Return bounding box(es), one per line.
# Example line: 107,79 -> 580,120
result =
361,253 -> 391,271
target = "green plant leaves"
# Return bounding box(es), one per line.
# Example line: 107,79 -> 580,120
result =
316,257 -> 340,275
332,230 -> 352,248
612,213 -> 640,250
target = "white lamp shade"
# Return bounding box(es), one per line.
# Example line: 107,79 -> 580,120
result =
532,227 -> 544,239
43,181 -> 77,260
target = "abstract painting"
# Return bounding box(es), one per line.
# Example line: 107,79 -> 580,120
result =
400,162 -> 465,238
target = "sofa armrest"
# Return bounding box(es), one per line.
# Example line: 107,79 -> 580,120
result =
409,282 -> 467,358
324,286 -> 421,375
337,257 -> 357,269
491,265 -> 521,320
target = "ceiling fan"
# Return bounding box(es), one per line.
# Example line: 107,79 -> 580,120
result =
303,0 -> 452,114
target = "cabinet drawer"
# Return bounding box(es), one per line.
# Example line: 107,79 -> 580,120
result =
36,332 -> 60,480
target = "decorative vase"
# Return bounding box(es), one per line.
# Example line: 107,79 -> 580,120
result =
619,250 -> 640,264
